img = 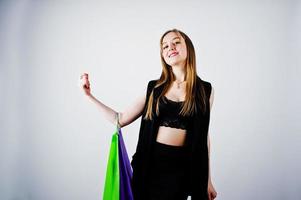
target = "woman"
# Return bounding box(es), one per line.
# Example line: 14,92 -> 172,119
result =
79,28 -> 217,200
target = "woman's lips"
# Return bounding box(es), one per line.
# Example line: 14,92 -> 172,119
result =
169,52 -> 179,57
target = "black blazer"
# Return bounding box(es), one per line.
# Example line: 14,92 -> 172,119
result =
131,76 -> 212,200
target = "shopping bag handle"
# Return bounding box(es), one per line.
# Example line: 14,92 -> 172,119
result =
115,112 -> 121,132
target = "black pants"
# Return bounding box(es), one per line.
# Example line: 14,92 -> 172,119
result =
146,141 -> 191,200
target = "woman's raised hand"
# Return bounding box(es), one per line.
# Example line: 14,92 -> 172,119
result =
79,73 -> 91,96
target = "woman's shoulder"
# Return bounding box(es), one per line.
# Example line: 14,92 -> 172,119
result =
148,79 -> 158,85
197,76 -> 212,87
147,79 -> 159,89
197,76 -> 212,97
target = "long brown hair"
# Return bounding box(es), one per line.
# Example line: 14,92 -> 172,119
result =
144,28 -> 208,120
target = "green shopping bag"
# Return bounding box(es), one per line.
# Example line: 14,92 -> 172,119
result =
103,124 -> 120,200
103,113 -> 134,200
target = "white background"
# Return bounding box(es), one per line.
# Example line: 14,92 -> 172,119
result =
1,0 -> 300,199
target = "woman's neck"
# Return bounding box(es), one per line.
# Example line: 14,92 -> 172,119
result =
171,65 -> 186,82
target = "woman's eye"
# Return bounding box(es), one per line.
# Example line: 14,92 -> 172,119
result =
163,46 -> 168,49
175,41 -> 180,44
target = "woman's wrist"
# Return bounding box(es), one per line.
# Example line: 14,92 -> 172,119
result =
86,93 -> 94,99
208,177 -> 212,183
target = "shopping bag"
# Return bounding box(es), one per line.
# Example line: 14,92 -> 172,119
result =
103,129 -> 119,200
103,113 -> 134,200
118,128 -> 134,200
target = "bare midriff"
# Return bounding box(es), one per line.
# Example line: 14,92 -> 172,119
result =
156,126 -> 187,146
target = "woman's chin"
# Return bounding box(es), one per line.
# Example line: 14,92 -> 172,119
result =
167,60 -> 186,67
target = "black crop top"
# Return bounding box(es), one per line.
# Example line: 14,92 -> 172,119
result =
158,96 -> 191,130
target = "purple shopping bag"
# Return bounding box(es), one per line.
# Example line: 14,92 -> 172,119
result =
117,117 -> 134,200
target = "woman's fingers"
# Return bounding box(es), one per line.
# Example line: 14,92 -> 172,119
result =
79,73 -> 91,91
78,73 -> 91,96
80,73 -> 89,79
84,82 -> 90,89
211,191 -> 217,199
80,73 -> 89,85
208,190 -> 216,200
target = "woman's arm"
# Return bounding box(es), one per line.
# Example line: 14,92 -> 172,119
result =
86,94 -> 146,128
208,86 -> 215,182
79,73 -> 146,128
207,86 -> 217,199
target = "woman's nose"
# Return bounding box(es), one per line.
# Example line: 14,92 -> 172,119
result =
168,43 -> 176,51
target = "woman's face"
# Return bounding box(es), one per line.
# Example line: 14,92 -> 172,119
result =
161,31 -> 187,67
